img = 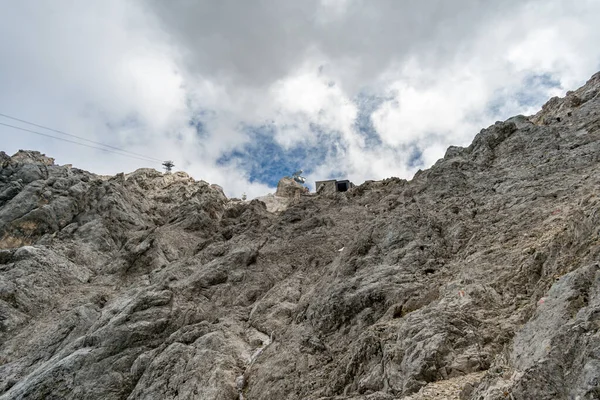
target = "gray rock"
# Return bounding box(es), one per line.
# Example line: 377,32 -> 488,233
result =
1,71 -> 600,399
275,176 -> 307,198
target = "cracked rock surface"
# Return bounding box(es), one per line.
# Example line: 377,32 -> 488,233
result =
1,72 -> 600,399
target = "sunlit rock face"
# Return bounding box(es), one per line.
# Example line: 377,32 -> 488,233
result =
1,72 -> 600,400
275,176 -> 307,198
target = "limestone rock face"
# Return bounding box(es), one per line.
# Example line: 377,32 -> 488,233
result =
1,72 -> 600,400
275,176 -> 306,198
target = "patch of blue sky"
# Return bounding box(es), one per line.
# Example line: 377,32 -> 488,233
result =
353,92 -> 390,148
487,73 -> 563,116
217,124 -> 342,187
515,73 -> 562,106
189,119 -> 206,137
188,109 -> 217,138
522,73 -> 561,89
354,113 -> 382,148
407,146 -> 424,169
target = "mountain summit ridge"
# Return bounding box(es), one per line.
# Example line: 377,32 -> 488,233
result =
1,72 -> 600,399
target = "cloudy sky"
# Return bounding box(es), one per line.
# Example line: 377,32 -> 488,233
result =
1,1 -> 599,197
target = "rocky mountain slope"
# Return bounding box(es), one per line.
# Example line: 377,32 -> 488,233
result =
1,72 -> 600,400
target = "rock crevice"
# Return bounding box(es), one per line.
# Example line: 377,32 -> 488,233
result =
2,72 -> 600,399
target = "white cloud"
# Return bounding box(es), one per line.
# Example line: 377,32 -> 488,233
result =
269,63 -> 358,148
317,0 -> 351,23
1,0 -> 599,198
0,1 -> 272,198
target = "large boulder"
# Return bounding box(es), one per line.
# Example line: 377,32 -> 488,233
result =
275,177 -> 306,198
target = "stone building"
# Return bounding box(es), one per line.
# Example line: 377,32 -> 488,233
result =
315,179 -> 354,193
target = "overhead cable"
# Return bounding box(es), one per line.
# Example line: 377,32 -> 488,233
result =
0,122 -> 161,164
0,112 -> 164,163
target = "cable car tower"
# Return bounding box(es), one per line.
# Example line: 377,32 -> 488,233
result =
162,160 -> 174,173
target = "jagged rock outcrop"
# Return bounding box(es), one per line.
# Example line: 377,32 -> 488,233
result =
1,72 -> 600,400
275,177 -> 307,198
254,177 -> 309,213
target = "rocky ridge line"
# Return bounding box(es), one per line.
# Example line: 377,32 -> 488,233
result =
0,72 -> 599,399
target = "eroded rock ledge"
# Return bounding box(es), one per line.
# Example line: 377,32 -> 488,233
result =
1,72 -> 600,399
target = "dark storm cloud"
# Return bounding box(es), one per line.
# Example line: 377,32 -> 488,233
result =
145,0 -> 526,91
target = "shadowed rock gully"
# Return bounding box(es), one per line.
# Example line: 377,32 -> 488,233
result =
1,72 -> 600,399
